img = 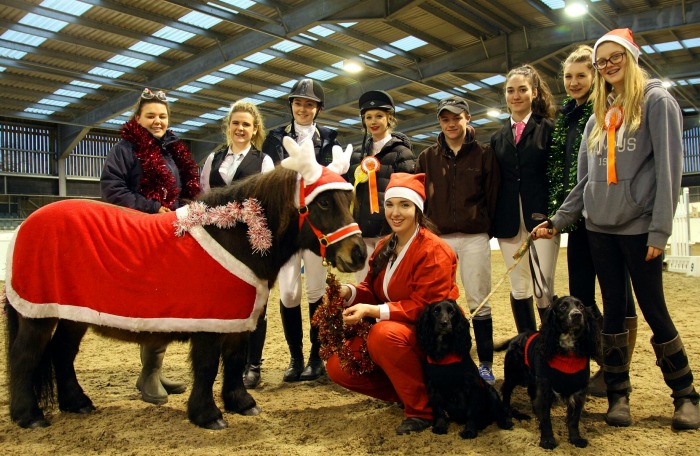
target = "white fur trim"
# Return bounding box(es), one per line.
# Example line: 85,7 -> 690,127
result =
384,187 -> 424,212
594,35 -> 639,63
305,181 -> 354,205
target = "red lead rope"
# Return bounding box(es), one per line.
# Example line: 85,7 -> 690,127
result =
298,179 -> 362,259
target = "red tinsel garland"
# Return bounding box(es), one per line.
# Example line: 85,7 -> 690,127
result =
312,271 -> 375,376
121,119 -> 201,209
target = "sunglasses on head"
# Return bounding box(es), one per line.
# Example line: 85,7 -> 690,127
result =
141,88 -> 167,101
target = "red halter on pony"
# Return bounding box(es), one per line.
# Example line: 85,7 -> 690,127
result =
281,137 -> 361,261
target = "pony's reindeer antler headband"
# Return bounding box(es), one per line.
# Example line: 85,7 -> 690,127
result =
281,137 -> 322,184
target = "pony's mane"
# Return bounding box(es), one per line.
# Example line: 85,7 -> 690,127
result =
197,166 -> 298,238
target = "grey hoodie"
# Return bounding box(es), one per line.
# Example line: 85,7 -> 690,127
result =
551,79 -> 683,249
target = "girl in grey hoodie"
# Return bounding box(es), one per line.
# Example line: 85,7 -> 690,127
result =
534,29 -> 699,431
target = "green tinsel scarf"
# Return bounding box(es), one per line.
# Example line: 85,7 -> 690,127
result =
547,97 -> 593,232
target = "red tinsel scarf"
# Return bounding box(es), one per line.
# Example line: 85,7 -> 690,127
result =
121,119 -> 201,209
312,271 -> 375,376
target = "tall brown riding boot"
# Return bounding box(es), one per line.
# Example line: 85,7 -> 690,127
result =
602,331 -> 632,427
651,334 -> 700,430
590,315 -> 637,397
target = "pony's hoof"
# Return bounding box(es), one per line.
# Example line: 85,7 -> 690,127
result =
76,404 -> 96,414
239,405 -> 261,416
202,418 -> 228,430
24,418 -> 50,429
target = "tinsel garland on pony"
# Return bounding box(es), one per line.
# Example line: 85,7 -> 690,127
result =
121,118 -> 201,209
546,97 -> 593,232
312,271 -> 375,376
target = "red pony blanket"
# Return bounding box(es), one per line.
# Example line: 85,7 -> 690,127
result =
5,200 -> 268,333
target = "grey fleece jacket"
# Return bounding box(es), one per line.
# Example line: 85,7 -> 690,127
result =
551,79 -> 683,249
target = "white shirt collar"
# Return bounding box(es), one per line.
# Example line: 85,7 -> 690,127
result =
372,134 -> 392,154
510,112 -> 532,127
227,145 -> 251,157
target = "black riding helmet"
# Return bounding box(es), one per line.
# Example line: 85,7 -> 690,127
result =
358,90 -> 394,116
288,78 -> 325,120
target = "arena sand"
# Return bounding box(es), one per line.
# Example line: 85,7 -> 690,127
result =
1,248 -> 699,455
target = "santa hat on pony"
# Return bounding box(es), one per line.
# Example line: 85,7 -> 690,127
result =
593,28 -> 640,64
384,173 -> 426,213
280,136 -> 353,206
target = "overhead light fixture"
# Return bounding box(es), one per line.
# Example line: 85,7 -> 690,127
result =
662,79 -> 673,88
487,108 -> 501,117
564,0 -> 588,17
343,58 -> 364,74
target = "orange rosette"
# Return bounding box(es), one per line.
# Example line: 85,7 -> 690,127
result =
360,156 -> 381,214
604,105 -> 623,185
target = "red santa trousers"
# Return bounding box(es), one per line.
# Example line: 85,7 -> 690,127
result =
326,320 -> 432,420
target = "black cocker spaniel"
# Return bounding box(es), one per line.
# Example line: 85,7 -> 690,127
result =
416,300 -> 513,438
497,295 -> 599,450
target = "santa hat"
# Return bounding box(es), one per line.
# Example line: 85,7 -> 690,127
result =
280,136 -> 352,206
594,28 -> 640,64
384,173 -> 426,213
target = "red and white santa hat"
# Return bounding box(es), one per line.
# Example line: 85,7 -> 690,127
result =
301,167 -> 353,204
280,136 -> 352,206
593,28 -> 640,64
384,173 -> 426,212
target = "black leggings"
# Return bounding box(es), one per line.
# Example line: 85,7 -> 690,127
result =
567,221 -> 636,318
588,231 -> 677,343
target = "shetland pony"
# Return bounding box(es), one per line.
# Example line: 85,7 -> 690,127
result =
4,141 -> 366,431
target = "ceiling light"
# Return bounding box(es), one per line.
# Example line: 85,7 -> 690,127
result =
343,58 -> 364,73
662,79 -> 673,88
564,0 -> 588,17
487,108 -> 501,117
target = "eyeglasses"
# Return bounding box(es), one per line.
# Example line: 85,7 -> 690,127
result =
593,52 -> 625,70
141,88 -> 167,101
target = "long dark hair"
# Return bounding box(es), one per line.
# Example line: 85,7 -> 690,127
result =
505,65 -> 556,120
369,209 -> 438,280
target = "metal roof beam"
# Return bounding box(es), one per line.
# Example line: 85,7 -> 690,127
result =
70,0 -> 383,128
4,0 -> 200,55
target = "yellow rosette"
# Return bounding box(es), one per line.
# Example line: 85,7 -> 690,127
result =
360,156 -> 381,214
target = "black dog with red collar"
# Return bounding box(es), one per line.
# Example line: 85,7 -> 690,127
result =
497,296 -> 599,449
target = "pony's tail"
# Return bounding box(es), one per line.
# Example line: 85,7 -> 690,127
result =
4,298 -> 55,412
4,290 -> 17,389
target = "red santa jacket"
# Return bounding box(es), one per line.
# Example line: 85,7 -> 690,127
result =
350,227 -> 459,323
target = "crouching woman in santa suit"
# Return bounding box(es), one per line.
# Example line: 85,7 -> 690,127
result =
326,173 -> 459,435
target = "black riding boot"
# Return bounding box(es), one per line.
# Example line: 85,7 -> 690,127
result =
536,306 -> 549,326
280,301 -> 304,382
472,317 -> 495,384
651,334 -> 700,430
510,294 -> 536,333
300,299 -> 326,381
602,331 -> 632,427
243,308 -> 267,389
588,312 -> 606,397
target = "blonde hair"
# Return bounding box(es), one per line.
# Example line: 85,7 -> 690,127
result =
361,109 -> 398,133
587,47 -> 648,152
504,64 -> 556,120
222,100 -> 267,150
562,45 -> 594,73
